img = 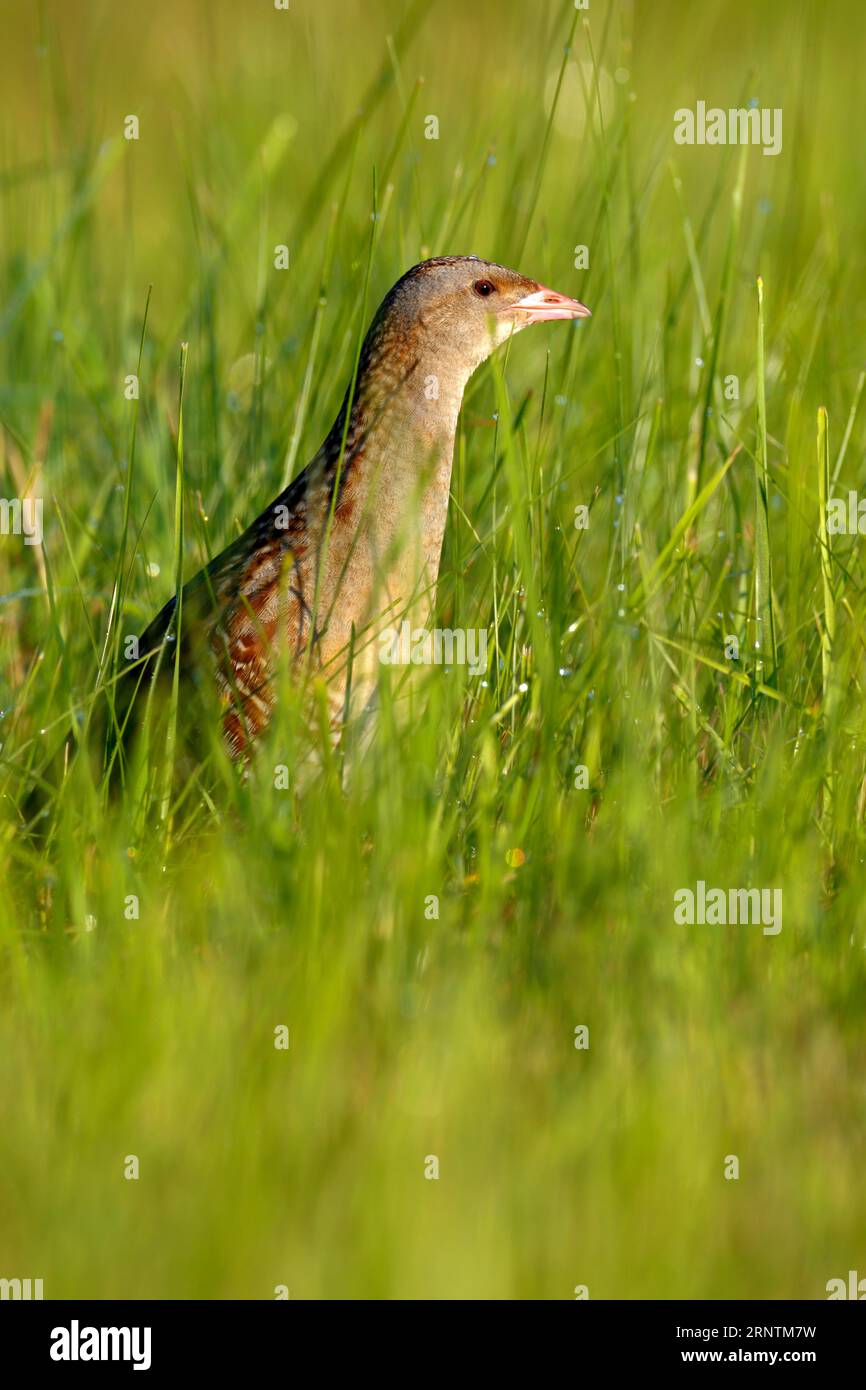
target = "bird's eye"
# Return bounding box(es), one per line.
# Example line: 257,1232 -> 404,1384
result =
473,279 -> 496,298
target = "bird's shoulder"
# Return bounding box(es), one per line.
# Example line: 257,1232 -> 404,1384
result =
140,463 -> 317,654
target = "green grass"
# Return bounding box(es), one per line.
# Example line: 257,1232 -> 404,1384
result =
2,0 -> 866,1298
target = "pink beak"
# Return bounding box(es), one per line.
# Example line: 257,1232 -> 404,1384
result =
506,285 -> 592,324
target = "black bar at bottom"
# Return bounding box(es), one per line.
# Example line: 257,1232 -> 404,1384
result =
1,1298 -> 862,1373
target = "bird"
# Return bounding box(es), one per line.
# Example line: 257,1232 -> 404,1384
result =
124,255 -> 590,770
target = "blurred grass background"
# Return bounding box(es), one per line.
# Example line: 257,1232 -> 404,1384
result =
1,0 -> 866,1298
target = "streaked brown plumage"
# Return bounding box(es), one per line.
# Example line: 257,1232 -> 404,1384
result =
131,256 -> 590,762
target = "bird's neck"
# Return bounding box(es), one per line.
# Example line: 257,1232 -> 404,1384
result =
329,337 -> 471,469
322,347 -> 473,598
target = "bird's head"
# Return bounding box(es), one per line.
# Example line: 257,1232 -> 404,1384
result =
361,255 -> 591,402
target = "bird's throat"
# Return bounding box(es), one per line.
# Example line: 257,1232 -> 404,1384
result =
309,352 -> 470,694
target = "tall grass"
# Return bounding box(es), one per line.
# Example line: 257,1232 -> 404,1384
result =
1,0 -> 865,1298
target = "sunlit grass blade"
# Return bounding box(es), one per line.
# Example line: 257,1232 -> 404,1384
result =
754,276 -> 778,688
817,404 -> 836,843
159,341 -> 189,843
